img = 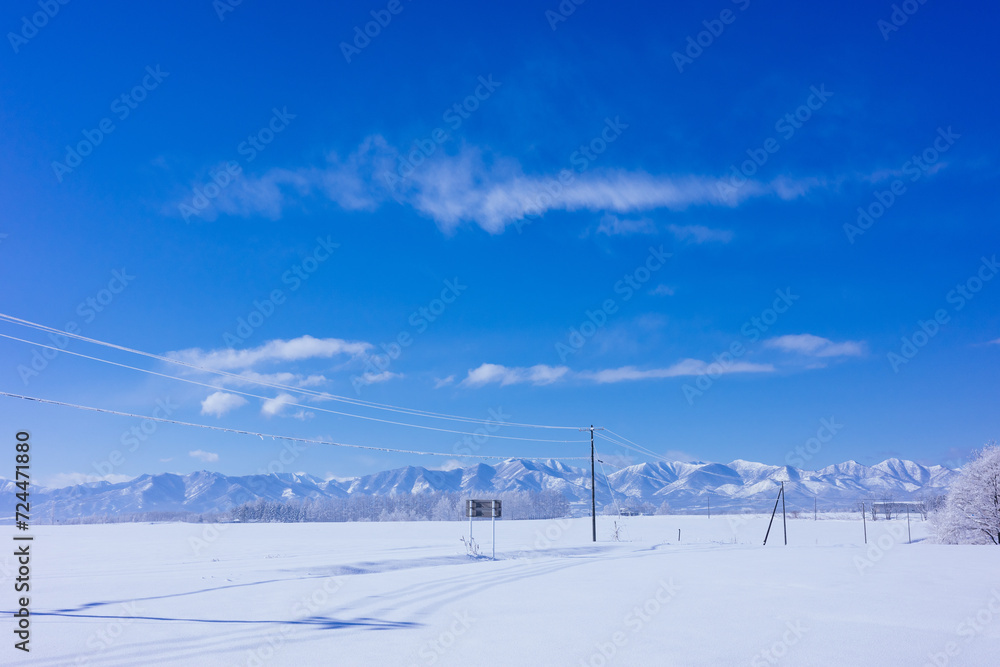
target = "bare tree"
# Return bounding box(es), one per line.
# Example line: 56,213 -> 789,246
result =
865,496 -> 879,521
880,494 -> 896,520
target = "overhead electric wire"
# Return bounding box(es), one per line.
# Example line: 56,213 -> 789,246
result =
0,332 -> 586,444
594,442 -> 630,538
0,391 -> 591,462
0,312 -> 581,430
597,458 -> 677,486
602,428 -> 675,462
595,432 -> 679,466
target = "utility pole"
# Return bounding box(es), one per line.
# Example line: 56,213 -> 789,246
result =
814,496 -> 817,521
579,425 -> 604,542
707,496 -> 711,519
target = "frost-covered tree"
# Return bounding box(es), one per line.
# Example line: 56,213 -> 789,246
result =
655,501 -> 671,516
933,443 -> 1000,545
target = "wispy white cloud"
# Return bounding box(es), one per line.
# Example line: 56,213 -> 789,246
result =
650,284 -> 675,296
461,359 -> 773,387
433,375 -> 456,388
667,224 -> 733,244
200,391 -> 248,418
261,393 -> 295,416
168,335 -> 371,371
189,450 -> 219,463
182,138 -> 824,234
577,359 -> 774,384
260,393 -> 315,420
764,334 -> 865,358
434,459 -> 466,471
595,214 -> 656,236
461,363 -> 570,387
357,371 -> 403,385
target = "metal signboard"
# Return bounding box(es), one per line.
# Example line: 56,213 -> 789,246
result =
466,499 -> 501,518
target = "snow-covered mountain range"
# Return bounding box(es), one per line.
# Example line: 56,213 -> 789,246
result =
2,457 -> 958,521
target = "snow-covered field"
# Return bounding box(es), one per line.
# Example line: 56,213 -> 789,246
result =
4,515 -> 998,666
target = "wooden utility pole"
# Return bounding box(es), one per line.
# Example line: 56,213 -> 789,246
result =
590,424 -> 597,542
580,425 -> 604,542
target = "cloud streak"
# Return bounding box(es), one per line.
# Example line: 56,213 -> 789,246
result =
461,359 -> 774,387
182,137 -> 824,234
667,224 -> 734,244
764,334 -> 865,358
168,335 -> 371,371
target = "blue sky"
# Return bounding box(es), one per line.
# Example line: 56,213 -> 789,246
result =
1,0 -> 998,487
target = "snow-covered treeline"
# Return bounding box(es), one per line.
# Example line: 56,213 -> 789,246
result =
228,490 -> 570,523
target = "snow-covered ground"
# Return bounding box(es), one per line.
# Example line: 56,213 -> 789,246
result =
4,515 -> 998,666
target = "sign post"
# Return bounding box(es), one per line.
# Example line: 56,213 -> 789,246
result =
466,499 -> 502,559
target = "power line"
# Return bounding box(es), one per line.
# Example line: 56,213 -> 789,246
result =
0,391 -> 591,462
602,428 -> 674,462
0,332 -> 586,444
0,312 -> 581,430
595,432 -> 678,466
597,459 -> 676,486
